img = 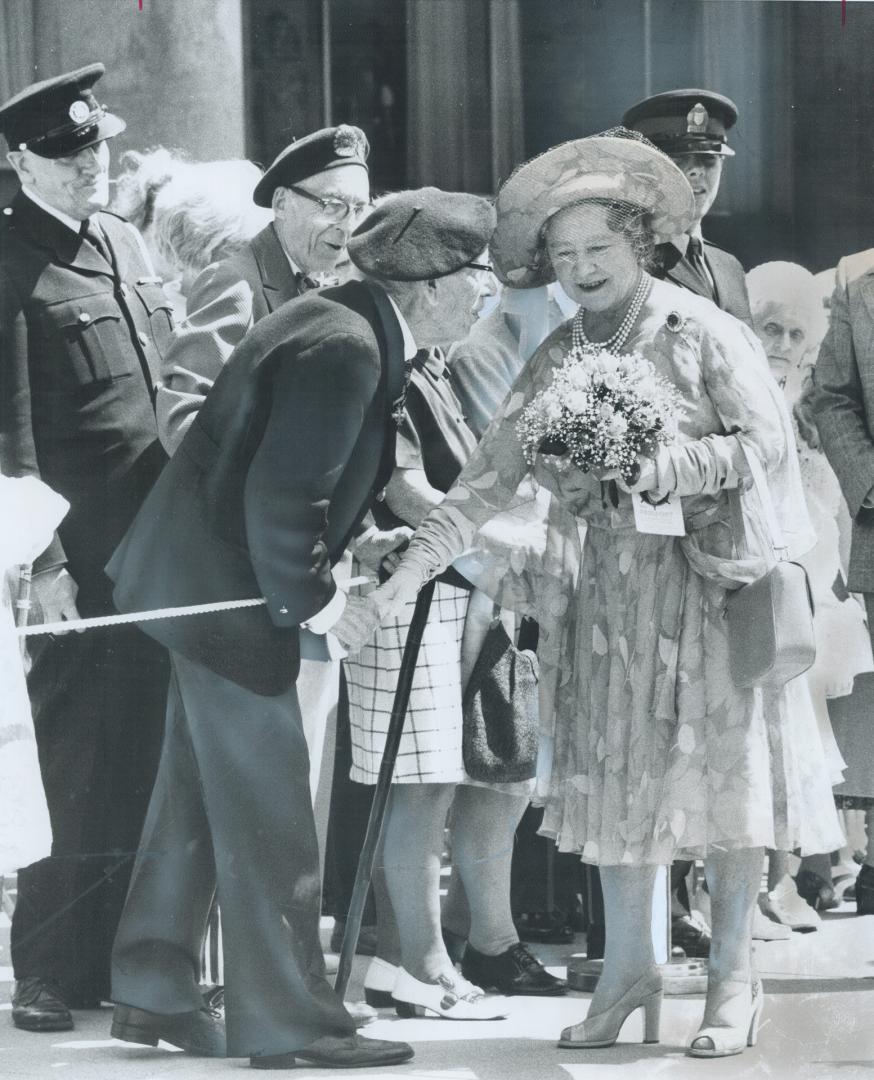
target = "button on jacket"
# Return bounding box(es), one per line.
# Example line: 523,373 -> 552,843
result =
0,191 -> 173,610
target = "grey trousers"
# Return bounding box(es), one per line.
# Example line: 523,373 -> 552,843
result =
110,652 -> 354,1058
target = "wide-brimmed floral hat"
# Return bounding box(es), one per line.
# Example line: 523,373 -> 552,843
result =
491,128 -> 696,288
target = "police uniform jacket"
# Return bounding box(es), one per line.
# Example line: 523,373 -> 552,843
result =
656,238 -> 752,327
156,222 -> 302,454
0,191 -> 172,611
107,279 -> 406,696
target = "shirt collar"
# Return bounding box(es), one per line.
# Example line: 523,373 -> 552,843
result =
21,185 -> 87,235
385,295 -> 418,361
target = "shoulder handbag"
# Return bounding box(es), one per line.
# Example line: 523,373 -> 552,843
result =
462,610 -> 540,783
724,444 -> 816,690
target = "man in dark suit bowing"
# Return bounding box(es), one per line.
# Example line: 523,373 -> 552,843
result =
623,88 -> 752,326
105,189 -> 489,1070
0,64 -> 172,1031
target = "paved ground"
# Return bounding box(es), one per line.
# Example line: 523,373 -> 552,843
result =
1,897 -> 872,1080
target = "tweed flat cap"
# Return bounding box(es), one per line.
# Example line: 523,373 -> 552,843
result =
0,63 -> 125,158
253,125 -> 369,207
348,187 -> 496,282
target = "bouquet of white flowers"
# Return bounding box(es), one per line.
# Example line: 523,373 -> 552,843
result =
517,348 -> 683,481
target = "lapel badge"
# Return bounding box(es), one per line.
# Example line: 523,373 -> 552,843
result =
69,100 -> 91,124
686,103 -> 709,135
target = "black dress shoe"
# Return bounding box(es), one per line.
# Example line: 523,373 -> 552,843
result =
514,910 -> 575,944
12,977 -> 74,1032
671,913 -> 711,958
461,942 -> 568,996
795,869 -> 839,912
329,919 -> 378,956
111,1002 -> 226,1056
250,1032 -> 414,1069
856,863 -> 874,916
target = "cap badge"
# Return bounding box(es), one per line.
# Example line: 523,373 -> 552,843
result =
334,124 -> 365,159
69,100 -> 91,124
686,103 -> 709,135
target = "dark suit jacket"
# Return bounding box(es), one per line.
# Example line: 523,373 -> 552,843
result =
655,239 -> 752,326
0,191 -> 173,611
107,280 -> 406,696
812,249 -> 874,592
156,223 -> 302,453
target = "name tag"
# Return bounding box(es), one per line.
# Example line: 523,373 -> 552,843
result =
632,491 -> 685,536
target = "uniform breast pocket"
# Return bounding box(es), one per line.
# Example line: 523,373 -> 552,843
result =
134,281 -> 175,355
39,295 -> 134,387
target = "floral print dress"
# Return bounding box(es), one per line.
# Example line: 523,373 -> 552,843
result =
398,277 -> 844,866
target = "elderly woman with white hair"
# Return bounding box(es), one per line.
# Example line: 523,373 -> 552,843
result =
748,262 -> 874,919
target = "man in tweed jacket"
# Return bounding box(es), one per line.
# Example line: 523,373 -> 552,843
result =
813,250 -> 874,592
156,125 -> 371,455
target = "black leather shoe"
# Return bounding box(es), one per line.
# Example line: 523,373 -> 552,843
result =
462,942 -> 568,996
671,913 -> 711,958
795,869 -> 839,912
514,910 -> 575,944
856,863 -> 874,916
12,977 -> 74,1032
111,1002 -> 226,1056
250,1032 -> 414,1069
329,919 -> 378,956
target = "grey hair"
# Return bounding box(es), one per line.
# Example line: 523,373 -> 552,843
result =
534,198 -> 657,278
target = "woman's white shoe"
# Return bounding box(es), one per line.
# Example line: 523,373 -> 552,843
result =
392,967 -> 508,1020
687,975 -> 764,1058
558,967 -> 663,1048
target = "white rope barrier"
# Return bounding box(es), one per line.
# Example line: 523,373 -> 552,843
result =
16,577 -> 372,637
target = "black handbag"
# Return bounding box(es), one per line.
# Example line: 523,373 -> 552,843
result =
462,615 -> 540,783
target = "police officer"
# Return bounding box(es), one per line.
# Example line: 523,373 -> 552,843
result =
623,88 -> 752,325
0,64 -> 171,1031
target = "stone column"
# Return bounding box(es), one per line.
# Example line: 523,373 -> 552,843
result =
32,0 -> 246,162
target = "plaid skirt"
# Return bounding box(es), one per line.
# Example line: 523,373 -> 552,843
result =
345,579 -> 469,784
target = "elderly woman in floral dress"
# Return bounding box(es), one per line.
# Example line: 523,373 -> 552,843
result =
345,130 -> 843,1059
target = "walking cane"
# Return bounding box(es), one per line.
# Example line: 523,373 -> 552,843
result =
334,578 -> 436,1001
15,563 -> 33,659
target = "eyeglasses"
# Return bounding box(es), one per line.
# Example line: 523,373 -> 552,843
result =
466,261 -> 494,274
287,185 -> 370,222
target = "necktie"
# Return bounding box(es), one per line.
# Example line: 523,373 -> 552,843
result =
80,220 -> 113,268
295,270 -> 321,292
686,237 -> 714,300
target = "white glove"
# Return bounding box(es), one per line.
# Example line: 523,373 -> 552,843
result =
331,593 -> 382,653
353,526 -> 414,573
29,566 -> 81,630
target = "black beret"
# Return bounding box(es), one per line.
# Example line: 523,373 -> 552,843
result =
622,88 -> 738,158
347,187 -> 496,282
0,63 -> 125,158
253,125 -> 369,207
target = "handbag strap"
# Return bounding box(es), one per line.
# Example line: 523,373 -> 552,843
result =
729,441 -> 787,560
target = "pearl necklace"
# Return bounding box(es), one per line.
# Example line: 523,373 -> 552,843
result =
571,273 -> 651,355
